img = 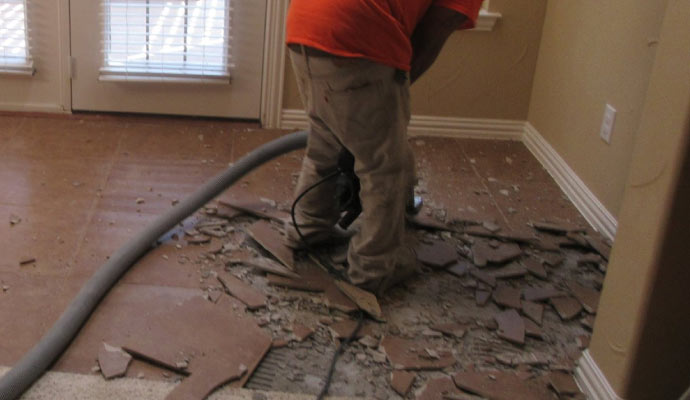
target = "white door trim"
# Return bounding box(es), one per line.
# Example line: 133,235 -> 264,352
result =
260,0 -> 289,128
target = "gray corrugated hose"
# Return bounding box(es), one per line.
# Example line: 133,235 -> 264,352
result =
0,130 -> 308,400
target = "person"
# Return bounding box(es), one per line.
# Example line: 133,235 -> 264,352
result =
284,0 -> 484,295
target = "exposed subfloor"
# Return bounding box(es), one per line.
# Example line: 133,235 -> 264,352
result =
0,113 -> 607,399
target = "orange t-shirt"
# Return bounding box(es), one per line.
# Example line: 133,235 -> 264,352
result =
286,0 -> 484,71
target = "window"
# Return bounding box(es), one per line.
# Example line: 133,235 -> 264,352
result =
0,0 -> 34,75
101,0 -> 232,82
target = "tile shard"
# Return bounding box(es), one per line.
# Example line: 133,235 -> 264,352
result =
416,240 -> 458,269
453,370 -> 554,400
472,240 -> 522,267
390,371 -> 416,397
548,371 -> 580,396
416,376 -> 465,400
490,262 -> 528,279
521,300 -> 544,325
98,343 -> 132,380
522,286 -> 567,302
246,220 -> 295,270
568,282 -> 600,314
292,323 -> 314,342
430,323 -> 469,338
475,289 -> 491,306
335,280 -> 383,321
470,269 -> 496,288
550,296 -> 583,321
447,260 -> 472,278
266,274 -> 324,292
380,336 -> 456,371
243,257 -> 301,280
494,309 -> 525,345
329,319 -> 375,340
217,275 -> 267,310
493,284 -> 522,309
522,257 -> 548,280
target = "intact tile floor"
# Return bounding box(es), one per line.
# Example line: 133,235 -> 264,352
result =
0,113 -> 601,399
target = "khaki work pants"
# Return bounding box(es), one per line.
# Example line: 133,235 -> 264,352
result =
289,48 -> 416,285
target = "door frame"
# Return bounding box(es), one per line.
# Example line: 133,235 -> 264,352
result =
56,0 -> 287,123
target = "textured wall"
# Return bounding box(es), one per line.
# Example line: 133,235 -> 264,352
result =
527,0 -> 669,217
587,0 -> 690,396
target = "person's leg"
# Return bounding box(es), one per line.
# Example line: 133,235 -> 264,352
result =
313,59 -> 417,288
285,50 -> 345,247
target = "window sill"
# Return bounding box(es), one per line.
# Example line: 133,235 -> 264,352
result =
0,63 -> 36,76
473,10 -> 502,31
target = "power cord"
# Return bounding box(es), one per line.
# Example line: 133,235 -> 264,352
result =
289,169 -> 366,400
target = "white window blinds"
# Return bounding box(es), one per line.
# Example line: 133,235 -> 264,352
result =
0,0 -> 34,75
101,0 -> 232,82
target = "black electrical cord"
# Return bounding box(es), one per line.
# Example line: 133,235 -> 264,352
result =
289,169 -> 366,400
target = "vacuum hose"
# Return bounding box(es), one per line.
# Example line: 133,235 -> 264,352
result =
0,130 -> 309,400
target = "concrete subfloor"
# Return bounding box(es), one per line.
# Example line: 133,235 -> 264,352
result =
0,113 -> 598,399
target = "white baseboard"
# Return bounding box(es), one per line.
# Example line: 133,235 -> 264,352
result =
576,350 -> 626,400
0,103 -> 69,114
522,123 -> 617,240
282,110 -> 618,240
280,109 -> 524,140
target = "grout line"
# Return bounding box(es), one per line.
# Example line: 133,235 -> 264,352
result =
65,130 -> 127,277
460,146 -> 513,230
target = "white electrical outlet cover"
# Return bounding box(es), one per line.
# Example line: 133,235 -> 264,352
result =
600,104 -> 616,144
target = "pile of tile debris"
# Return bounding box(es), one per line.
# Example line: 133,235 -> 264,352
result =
93,188 -> 608,400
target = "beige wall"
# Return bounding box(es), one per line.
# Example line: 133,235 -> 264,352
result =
527,1 -> 669,218
0,1 -> 70,112
283,0 -> 547,120
588,0 -> 690,397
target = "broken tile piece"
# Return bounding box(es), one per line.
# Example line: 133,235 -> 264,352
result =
217,275 -> 266,310
447,260 -> 472,278
541,252 -> 565,267
246,220 -> 295,270
472,240 -> 522,267
335,280 -> 383,321
569,282 -> 601,314
491,262 -> 528,279
407,213 -> 454,232
98,343 -> 132,380
266,274 -> 324,292
390,371 -> 415,397
548,371 -> 580,396
550,296 -> 583,321
523,317 -> 545,340
494,309 -> 525,345
430,323 -> 469,339
521,300 -> 544,325
522,257 -> 548,280
584,234 -> 611,260
522,286 -> 566,302
244,257 -> 301,280
380,336 -> 455,370
470,269 -> 496,287
416,377 -> 465,400
493,284 -> 522,309
453,370 -> 553,400
475,289 -> 491,306
292,323 -> 314,342
581,315 -> 596,331
416,240 -> 458,269
531,220 -> 585,234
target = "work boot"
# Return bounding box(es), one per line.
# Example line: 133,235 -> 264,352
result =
284,219 -> 356,250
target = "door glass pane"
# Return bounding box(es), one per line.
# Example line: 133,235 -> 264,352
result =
103,0 -> 231,79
